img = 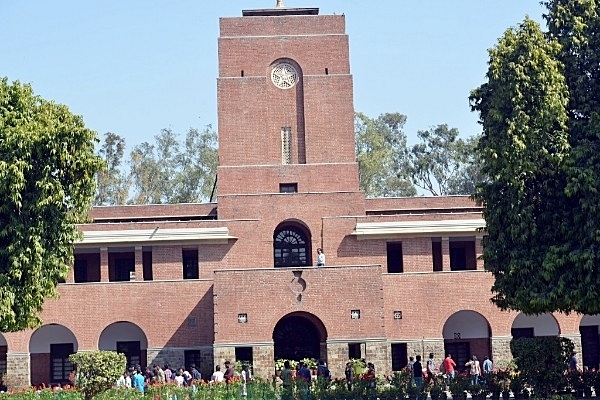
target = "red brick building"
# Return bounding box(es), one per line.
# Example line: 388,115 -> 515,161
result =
0,3 -> 597,387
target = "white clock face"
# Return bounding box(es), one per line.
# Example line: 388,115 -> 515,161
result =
271,63 -> 299,89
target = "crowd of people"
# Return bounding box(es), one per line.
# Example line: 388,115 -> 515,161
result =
114,353 -> 501,394
408,353 -> 494,389
115,360 -> 252,393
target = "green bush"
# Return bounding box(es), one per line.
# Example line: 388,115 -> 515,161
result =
69,351 -> 126,400
510,336 -> 573,398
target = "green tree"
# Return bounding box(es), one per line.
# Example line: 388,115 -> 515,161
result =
129,141 -> 163,204
70,351 -> 126,400
355,112 -> 416,197
129,126 -> 218,204
94,132 -> 130,205
542,0 -> 600,313
0,78 -> 102,331
172,126 -> 218,203
446,136 -> 483,195
409,124 -> 480,196
469,17 -> 571,313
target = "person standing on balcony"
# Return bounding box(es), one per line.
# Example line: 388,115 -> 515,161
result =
316,248 -> 325,267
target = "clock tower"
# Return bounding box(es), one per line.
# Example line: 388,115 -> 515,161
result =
216,5 -> 364,219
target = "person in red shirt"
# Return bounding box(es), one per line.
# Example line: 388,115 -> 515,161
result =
443,354 -> 457,385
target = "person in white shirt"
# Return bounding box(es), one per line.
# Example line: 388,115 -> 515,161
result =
116,370 -> 132,389
241,364 -> 252,396
211,365 -> 225,383
174,370 -> 185,386
316,248 -> 325,267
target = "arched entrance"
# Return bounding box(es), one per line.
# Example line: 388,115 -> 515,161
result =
99,321 -> 148,368
511,312 -> 559,338
273,312 -> 327,361
29,324 -> 78,386
442,310 -> 492,371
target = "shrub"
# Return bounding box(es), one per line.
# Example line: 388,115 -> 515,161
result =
510,336 -> 573,398
69,351 -> 126,400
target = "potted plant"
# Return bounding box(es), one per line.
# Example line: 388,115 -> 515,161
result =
468,383 -> 489,400
449,373 -> 469,400
407,383 -> 427,400
429,377 -> 446,400
301,357 -> 318,374
582,369 -> 595,398
568,370 -> 585,398
510,375 -> 528,400
486,370 -> 504,400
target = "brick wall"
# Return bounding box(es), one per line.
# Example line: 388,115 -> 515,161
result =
213,266 -> 385,343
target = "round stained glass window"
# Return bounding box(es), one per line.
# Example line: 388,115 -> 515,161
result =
271,63 -> 299,89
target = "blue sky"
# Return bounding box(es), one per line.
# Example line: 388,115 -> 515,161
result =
1,0 -> 545,150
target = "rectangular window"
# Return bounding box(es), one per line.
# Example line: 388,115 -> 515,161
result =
74,252 -> 101,283
391,343 -> 408,371
511,328 -> 534,339
183,249 -> 199,279
74,259 -> 88,283
279,183 -> 298,193
117,341 -> 141,368
449,238 -> 476,271
432,238 -> 442,271
50,343 -> 74,383
348,343 -> 362,360
143,248 -> 153,281
386,242 -> 403,273
108,250 -> 135,282
114,258 -> 135,281
235,347 -> 253,366
281,127 -> 292,164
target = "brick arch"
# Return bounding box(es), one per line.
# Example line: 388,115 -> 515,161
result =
29,323 -> 78,354
442,310 -> 492,339
272,311 -> 327,361
442,310 -> 492,371
98,321 -> 148,369
29,323 -> 78,386
511,312 -> 560,337
273,220 -> 313,267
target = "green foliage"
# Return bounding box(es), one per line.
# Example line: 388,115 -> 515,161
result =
449,373 -> 471,396
94,132 -> 130,206
542,0 -> 600,314
409,124 -> 481,195
0,78 -> 103,331
470,16 -> 575,314
69,351 -> 126,400
92,387 -> 143,400
355,112 -> 416,197
0,389 -> 83,399
128,126 -> 218,204
510,336 -> 573,398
